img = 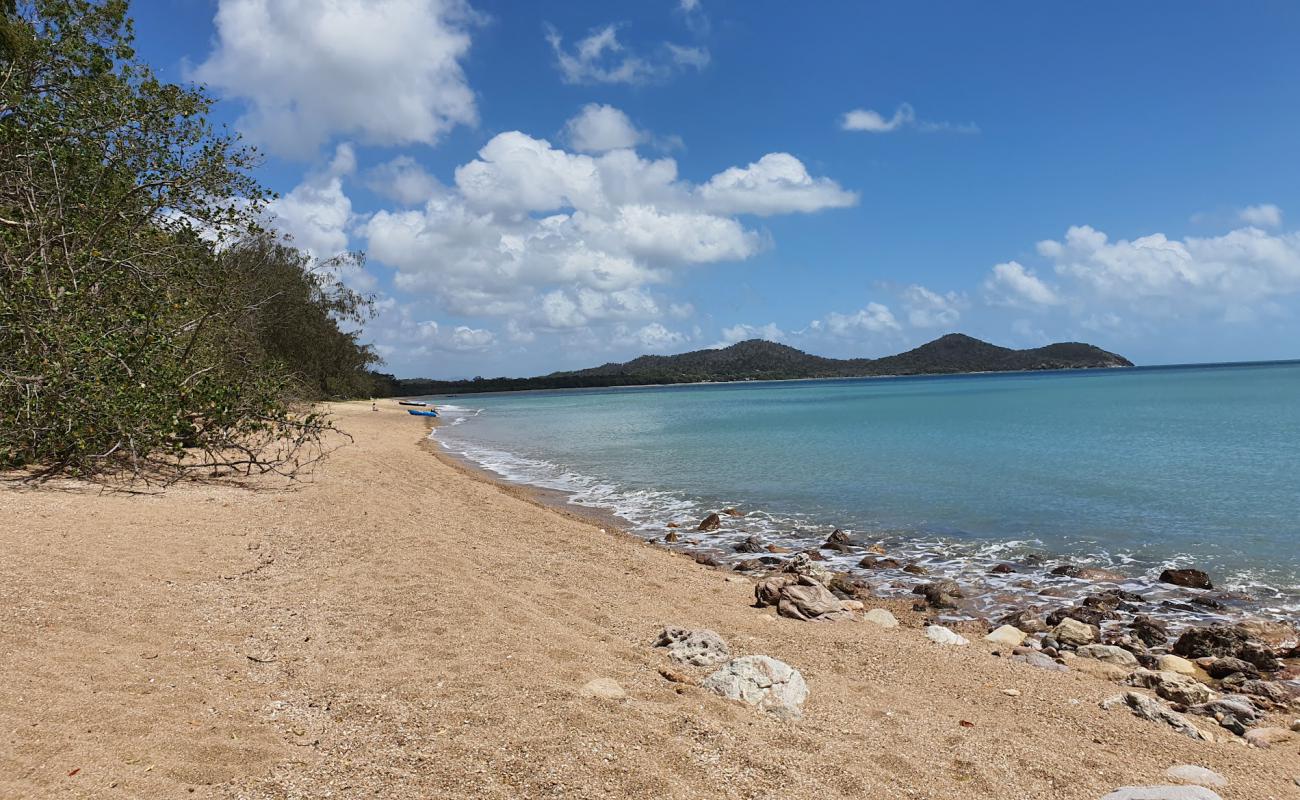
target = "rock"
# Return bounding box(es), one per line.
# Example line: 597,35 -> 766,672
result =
1077,644 -> 1140,669
664,531 -> 680,543
733,559 -> 766,572
1011,651 -> 1068,672
858,556 -> 901,570
1159,568 -> 1213,590
776,578 -> 860,623
754,575 -> 794,607
781,552 -> 833,584
821,529 -> 852,551
926,625 -> 969,646
1001,688 -> 1021,696
984,625 -> 1027,647
1156,655 -> 1197,676
693,552 -> 722,567
1243,726 -> 1294,748
721,507 -> 744,517
1291,718 -> 1300,732
700,655 -> 808,719
1171,624 -> 1250,660
1130,615 -> 1170,647
734,535 -> 766,554
1186,696 -> 1262,730
1053,617 -> 1098,647
654,626 -> 731,667
825,573 -> 872,600
1100,787 -> 1222,800
696,513 -> 722,532
989,563 -> 1015,574
1163,765 -> 1226,788
1050,564 -> 1127,581
1205,657 -> 1258,679
913,579 -> 965,609
1047,605 -> 1117,628
902,563 -> 929,575
1238,641 -> 1282,672
579,678 -> 626,700
657,666 -> 696,685
1228,678 -> 1296,707
666,522 -> 680,528
1126,670 -> 1216,706
1102,692 -> 1211,741
1238,619 -> 1299,647
765,544 -> 790,553
1070,658 -> 1131,682
798,548 -> 828,561
863,608 -> 899,628
997,608 -> 1047,634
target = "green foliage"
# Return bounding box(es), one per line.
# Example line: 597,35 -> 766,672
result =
0,0 -> 380,480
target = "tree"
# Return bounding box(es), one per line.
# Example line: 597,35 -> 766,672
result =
0,0 -> 377,480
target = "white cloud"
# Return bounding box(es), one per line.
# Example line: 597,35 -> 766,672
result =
193,0 -> 479,157
822,303 -> 901,336
365,299 -> 498,363
562,103 -> 645,153
840,103 -> 978,135
616,322 -> 689,352
697,153 -> 858,216
983,261 -> 1061,308
715,322 -> 786,347
545,23 -> 708,85
265,143 -> 354,259
1238,203 -> 1283,229
365,156 -> 443,205
903,284 -> 964,328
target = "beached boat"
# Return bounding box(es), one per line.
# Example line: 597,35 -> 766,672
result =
398,400 -> 428,406
407,409 -> 438,417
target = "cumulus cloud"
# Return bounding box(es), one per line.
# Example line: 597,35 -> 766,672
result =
193,0 -> 479,157
615,322 -> 689,352
1238,203 -> 1283,228
360,116 -> 854,340
983,261 -> 1061,308
821,303 -> 901,336
840,103 -> 978,135
563,104 -> 646,153
265,143 -> 355,259
714,322 -> 787,347
903,284 -> 964,328
545,23 -> 708,85
365,156 -> 443,206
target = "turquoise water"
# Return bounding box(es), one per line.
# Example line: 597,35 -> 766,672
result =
429,362 -> 1300,618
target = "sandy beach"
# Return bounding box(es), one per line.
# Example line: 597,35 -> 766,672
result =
1,399 -> 1297,799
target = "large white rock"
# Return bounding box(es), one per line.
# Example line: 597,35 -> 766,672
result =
701,655 -> 808,719
1052,617 -> 1097,647
1163,765 -> 1226,788
1100,787 -> 1222,800
926,625 -> 969,646
864,608 -> 899,628
653,626 -> 731,667
983,624 -> 1027,646
1076,644 -> 1140,669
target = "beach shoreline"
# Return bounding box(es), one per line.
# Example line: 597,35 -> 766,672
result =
2,399 -> 1297,799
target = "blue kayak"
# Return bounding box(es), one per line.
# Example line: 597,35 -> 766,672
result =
407,409 -> 439,417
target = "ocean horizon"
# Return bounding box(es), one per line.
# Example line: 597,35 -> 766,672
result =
427,360 -> 1300,625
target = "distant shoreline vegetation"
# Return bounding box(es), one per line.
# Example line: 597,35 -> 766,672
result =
371,333 -> 1133,397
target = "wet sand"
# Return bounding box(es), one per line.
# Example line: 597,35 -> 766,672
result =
1,399 -> 1296,799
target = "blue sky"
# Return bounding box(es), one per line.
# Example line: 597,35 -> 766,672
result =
133,0 -> 1300,376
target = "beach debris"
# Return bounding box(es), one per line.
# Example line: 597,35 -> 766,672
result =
701,655 -> 808,719
1011,651 -> 1068,672
1125,670 -> 1216,706
1099,786 -> 1222,800
925,625 -> 969,646
863,608 -> 899,628
1101,692 -> 1211,741
696,513 -> 722,532
579,678 -> 627,700
1052,617 -> 1098,647
1163,765 -> 1226,788
1159,568 -> 1213,590
1076,644 -> 1140,669
654,626 -> 731,667
1243,726 -> 1294,748
984,625 -> 1027,647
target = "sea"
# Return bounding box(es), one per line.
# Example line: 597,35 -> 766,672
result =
423,361 -> 1300,626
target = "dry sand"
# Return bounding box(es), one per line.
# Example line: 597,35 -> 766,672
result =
1,399 -> 1297,799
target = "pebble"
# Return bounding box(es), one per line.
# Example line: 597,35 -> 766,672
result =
863,608 -> 899,628
925,625 -> 969,646
1291,718 -> 1300,732
1163,765 -> 1226,788
579,678 -> 627,700
1001,688 -> 1021,697
1100,787 -> 1222,800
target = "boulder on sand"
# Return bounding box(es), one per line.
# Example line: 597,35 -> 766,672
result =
754,575 -> 859,622
984,625 -> 1027,646
1160,568 -> 1213,590
926,625 -> 969,646
1052,617 -> 1098,647
701,655 -> 808,719
864,608 -> 899,628
654,626 -> 731,667
1076,644 -> 1140,669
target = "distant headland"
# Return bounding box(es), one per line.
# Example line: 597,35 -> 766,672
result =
372,333 -> 1133,396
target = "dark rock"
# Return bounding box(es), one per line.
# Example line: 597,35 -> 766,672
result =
1172,624 -> 1251,660
798,549 -> 827,562
902,563 -> 929,575
664,531 -> 680,543
1159,568 -> 1213,590
696,513 -> 722,532
1205,657 -> 1258,679
765,544 -> 790,554
666,522 -> 680,528
1046,605 -> 1118,627
734,535 -> 766,554
1160,600 -> 1197,612
733,559 -> 766,572
821,529 -> 851,548
989,563 -> 1015,575
1239,641 -> 1282,672
912,580 -> 964,609
825,573 -> 872,600
1129,615 -> 1170,647
997,608 -> 1047,634
858,556 -> 901,570
693,552 -> 721,567
1226,678 -> 1298,707
1050,564 -> 1126,581
721,507 -> 744,517
1189,596 -> 1226,610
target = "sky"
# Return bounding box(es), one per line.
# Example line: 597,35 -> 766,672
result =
130,0 -> 1300,377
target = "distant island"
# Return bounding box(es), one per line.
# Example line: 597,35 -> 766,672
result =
371,334 -> 1133,396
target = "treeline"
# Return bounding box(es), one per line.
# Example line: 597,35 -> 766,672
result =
1,0 -> 382,479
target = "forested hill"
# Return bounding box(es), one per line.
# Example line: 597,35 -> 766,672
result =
372,334 -> 1133,396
